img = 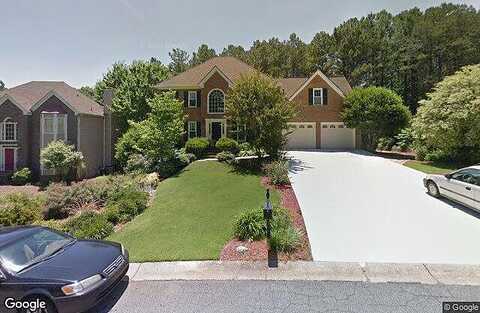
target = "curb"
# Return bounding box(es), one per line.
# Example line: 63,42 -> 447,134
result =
126,261 -> 480,286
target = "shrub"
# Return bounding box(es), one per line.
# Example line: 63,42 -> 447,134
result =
394,127 -> 414,152
65,212 -> 114,240
232,208 -> 265,241
103,205 -> 120,224
0,193 -> 44,226
40,140 -> 85,181
215,138 -> 239,154
105,184 -> 149,222
43,183 -> 72,219
268,225 -> 301,253
124,154 -> 151,173
33,219 -> 68,233
185,137 -> 209,158
264,161 -> 289,185
377,137 -> 395,151
175,148 -> 196,168
11,168 -> 32,185
216,151 -> 236,163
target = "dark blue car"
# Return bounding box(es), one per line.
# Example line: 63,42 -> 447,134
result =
0,226 -> 129,313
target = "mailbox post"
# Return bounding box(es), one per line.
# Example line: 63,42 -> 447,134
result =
263,189 -> 272,239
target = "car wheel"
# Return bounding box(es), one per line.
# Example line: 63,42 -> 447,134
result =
18,297 -> 57,313
427,181 -> 440,198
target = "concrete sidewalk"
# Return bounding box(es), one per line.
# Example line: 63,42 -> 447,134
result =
126,261 -> 480,286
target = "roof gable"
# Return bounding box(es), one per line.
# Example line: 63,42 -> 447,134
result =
0,94 -> 31,115
1,81 -> 104,116
288,70 -> 347,100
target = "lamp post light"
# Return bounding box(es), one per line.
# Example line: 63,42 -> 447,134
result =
263,189 -> 272,239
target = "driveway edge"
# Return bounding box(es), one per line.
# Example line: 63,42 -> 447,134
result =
126,261 -> 480,286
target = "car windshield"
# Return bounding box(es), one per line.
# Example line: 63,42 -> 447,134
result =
0,228 -> 74,273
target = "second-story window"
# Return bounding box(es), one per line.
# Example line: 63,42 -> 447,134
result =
188,91 -> 197,108
0,118 -> 17,141
313,88 -> 323,105
208,89 -> 225,113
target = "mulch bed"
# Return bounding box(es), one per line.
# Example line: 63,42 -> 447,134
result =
220,177 -> 313,262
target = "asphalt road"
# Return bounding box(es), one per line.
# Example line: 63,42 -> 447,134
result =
90,278 -> 480,313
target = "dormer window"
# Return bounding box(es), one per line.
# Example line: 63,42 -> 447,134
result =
0,118 -> 17,142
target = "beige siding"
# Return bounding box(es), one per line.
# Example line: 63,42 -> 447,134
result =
78,114 -> 104,178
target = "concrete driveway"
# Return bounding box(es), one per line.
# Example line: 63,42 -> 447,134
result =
288,151 -> 480,264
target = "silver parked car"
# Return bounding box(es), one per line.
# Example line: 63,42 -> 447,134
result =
423,166 -> 480,212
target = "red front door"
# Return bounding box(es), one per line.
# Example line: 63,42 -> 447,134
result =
4,149 -> 15,172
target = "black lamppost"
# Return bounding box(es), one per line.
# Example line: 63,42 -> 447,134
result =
263,189 -> 272,238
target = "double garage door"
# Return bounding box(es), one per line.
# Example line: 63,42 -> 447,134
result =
286,122 -> 355,150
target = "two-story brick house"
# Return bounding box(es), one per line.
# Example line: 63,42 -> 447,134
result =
157,56 -> 359,150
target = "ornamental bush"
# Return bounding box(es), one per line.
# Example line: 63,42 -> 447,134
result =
185,137 -> 209,158
232,208 -> 265,241
216,151 -> 236,163
40,141 -> 84,181
11,168 -> 32,185
0,193 -> 44,226
105,184 -> 149,222
264,161 -> 290,185
215,138 -> 239,154
65,212 -> 114,240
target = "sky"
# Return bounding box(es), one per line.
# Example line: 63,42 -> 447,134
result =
1,0 -> 478,88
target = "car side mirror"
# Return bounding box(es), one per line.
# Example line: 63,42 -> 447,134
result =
444,174 -> 452,180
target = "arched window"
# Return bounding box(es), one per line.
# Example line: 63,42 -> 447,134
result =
208,89 -> 225,113
0,117 -> 17,141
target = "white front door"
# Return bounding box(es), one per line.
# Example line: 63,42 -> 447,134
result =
285,123 -> 316,150
320,122 -> 355,150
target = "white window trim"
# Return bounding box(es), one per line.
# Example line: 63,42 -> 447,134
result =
205,119 -> 226,140
187,121 -> 197,139
207,89 -> 225,114
312,88 -> 323,106
40,113 -> 68,175
187,91 -> 198,108
0,118 -> 18,142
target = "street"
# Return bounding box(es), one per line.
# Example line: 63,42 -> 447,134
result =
91,279 -> 480,313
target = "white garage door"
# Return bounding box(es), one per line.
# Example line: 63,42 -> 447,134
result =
321,122 -> 355,149
286,123 -> 316,150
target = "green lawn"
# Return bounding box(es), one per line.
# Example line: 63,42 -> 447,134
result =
108,161 -> 279,262
403,160 -> 460,174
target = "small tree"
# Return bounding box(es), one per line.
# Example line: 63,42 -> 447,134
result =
342,87 -> 411,151
412,64 -> 480,163
40,141 -> 84,181
226,72 -> 297,159
115,91 -> 186,173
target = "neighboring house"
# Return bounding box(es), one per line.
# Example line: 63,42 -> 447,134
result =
0,82 -> 114,181
157,56 -> 360,150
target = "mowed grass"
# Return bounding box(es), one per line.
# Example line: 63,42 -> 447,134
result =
404,160 -> 460,174
108,161 -> 279,262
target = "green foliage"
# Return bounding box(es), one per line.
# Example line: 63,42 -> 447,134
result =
107,60 -> 169,133
377,137 -> 396,151
11,168 -> 32,185
79,86 -> 96,100
43,183 -> 73,219
269,224 -> 301,253
185,137 -> 209,158
215,137 -> 239,154
124,154 -> 151,174
232,208 -> 265,241
168,48 -> 190,74
190,44 -> 217,66
32,219 -> 68,233
394,127 -> 414,151
216,151 -> 236,163
342,87 -> 411,150
0,193 -> 44,226
264,161 -> 290,185
412,65 -> 480,163
226,72 -> 297,159
115,91 -> 186,171
65,212 -> 114,240
105,184 -> 149,223
40,141 -> 84,181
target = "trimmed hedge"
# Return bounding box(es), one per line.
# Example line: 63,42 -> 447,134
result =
185,137 -> 209,158
0,193 -> 44,226
215,138 -> 239,154
65,212 -> 114,240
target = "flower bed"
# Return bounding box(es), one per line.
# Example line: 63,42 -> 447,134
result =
220,176 -> 312,261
